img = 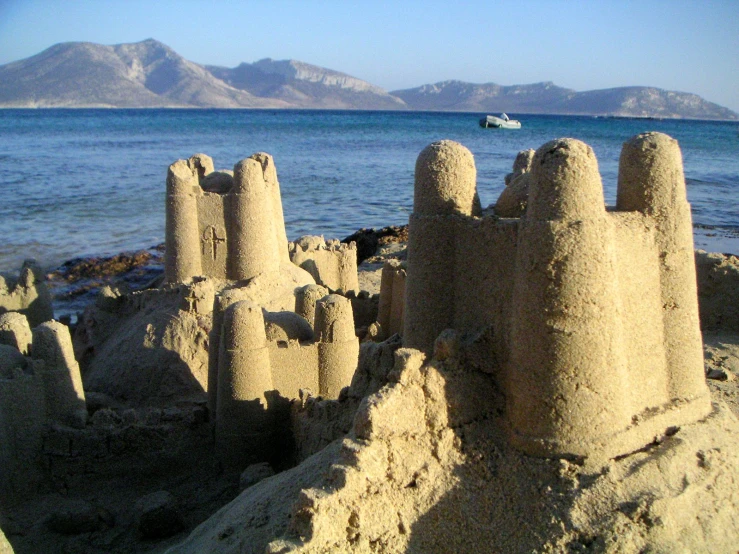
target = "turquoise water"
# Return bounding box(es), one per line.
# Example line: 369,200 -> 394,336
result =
0,109 -> 738,270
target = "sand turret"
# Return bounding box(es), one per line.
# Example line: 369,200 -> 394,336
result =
315,294 -> 359,398
0,259 -> 54,327
295,284 -> 330,327
404,140 -> 479,353
0,312 -> 33,355
31,321 -> 87,429
0,347 -> 46,497
617,132 -> 706,401
252,152 -> 291,264
216,300 -> 275,469
165,160 -> 202,283
508,139 -> 630,453
188,153 -> 215,181
227,158 -> 281,281
374,259 -> 406,340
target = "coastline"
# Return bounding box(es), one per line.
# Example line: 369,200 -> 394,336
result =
2,106 -> 738,123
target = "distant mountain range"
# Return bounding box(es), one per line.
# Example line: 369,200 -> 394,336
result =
0,39 -> 735,120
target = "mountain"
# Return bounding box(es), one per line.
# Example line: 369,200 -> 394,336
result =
0,39 -> 403,110
391,80 -> 574,112
393,80 -> 737,120
207,59 -> 406,110
0,39 -> 284,108
0,39 -> 735,119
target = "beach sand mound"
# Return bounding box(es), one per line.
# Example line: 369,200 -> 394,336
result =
78,286 -> 210,404
168,348 -> 739,554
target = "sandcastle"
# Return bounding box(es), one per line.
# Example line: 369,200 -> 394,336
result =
403,133 -> 711,459
163,153 -> 362,467
3,135 -> 737,553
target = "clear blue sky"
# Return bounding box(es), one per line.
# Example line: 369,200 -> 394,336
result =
0,0 -> 737,112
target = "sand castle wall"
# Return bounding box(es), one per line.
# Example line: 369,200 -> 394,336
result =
403,134 -> 711,459
695,250 -> 739,332
289,236 -> 359,294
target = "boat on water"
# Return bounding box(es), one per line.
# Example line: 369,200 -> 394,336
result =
479,113 -> 521,129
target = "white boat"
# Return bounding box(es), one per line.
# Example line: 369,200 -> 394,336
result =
479,113 -> 521,129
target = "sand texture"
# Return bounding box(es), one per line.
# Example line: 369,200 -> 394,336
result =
169,349 -> 739,554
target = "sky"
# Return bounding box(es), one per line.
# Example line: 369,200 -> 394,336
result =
0,0 -> 737,112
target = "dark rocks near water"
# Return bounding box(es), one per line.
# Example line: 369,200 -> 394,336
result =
342,225 -> 408,264
46,246 -> 165,320
50,250 -> 158,283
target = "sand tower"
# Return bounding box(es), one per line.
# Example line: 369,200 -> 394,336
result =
164,153 -> 291,284
32,321 -> 87,429
315,294 -> 360,398
403,140 -> 480,352
403,134 -> 711,460
215,300 -> 275,469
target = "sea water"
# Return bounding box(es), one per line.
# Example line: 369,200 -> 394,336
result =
0,109 -> 738,270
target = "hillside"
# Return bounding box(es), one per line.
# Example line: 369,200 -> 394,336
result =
0,39 -> 281,108
206,59 -> 406,110
0,39 -> 403,110
393,80 -> 738,120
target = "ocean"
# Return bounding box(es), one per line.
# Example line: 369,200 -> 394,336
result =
1,109 -> 738,271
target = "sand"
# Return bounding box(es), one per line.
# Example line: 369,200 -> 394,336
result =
2,234 -> 739,553
165,244 -> 739,554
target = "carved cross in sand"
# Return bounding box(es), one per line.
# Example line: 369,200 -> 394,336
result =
184,289 -> 199,313
202,225 -> 226,261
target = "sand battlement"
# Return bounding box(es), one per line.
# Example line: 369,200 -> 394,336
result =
289,235 -> 359,294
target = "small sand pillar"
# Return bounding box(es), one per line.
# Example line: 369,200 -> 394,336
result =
390,265 -> 406,337
404,140 -> 479,354
617,132 -> 708,402
165,160 -> 202,283
251,152 -> 290,264
31,321 -> 87,428
226,158 -> 280,281
508,138 -> 630,456
216,300 -> 275,469
315,294 -> 359,398
0,312 -> 33,355
295,284 -> 330,328
207,289 -> 248,416
377,260 -> 406,339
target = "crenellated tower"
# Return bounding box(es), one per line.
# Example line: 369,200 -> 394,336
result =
403,133 -> 711,460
